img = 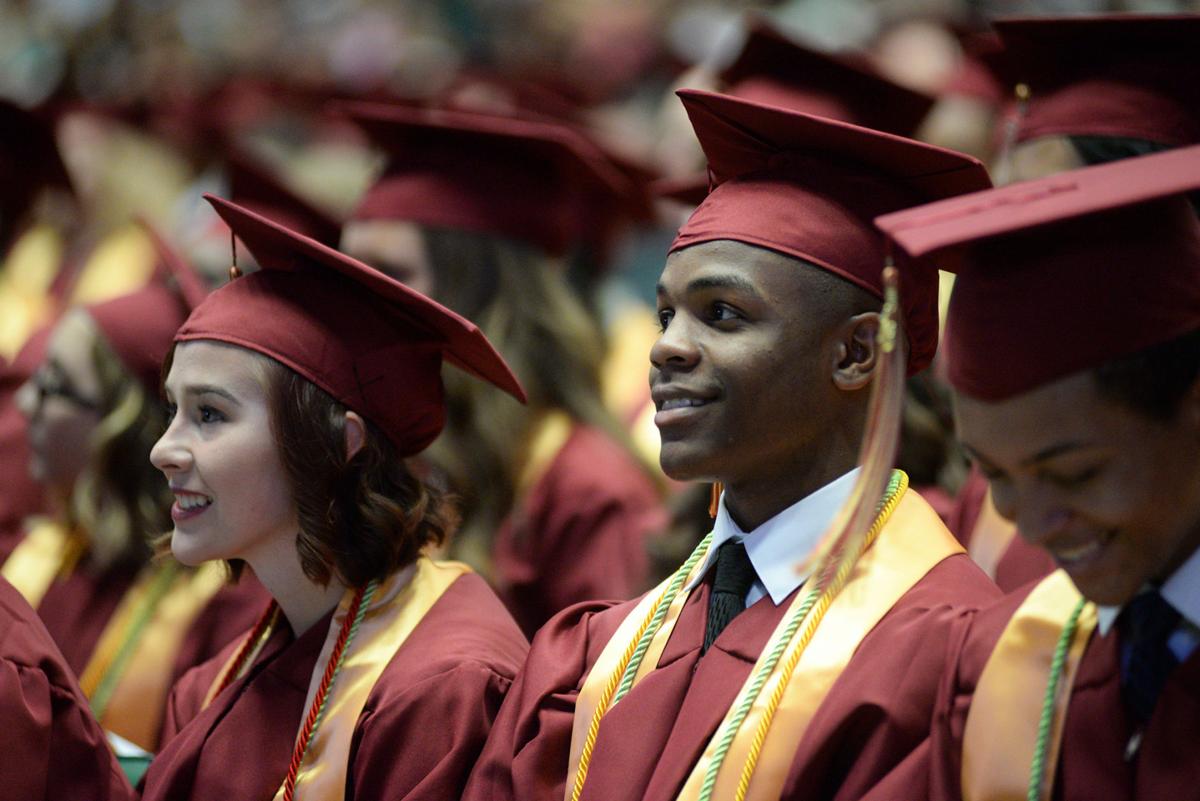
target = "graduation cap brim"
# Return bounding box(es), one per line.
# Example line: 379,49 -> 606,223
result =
875,144 -> 1200,261
678,88 -> 990,202
332,100 -> 632,199
720,17 -> 934,137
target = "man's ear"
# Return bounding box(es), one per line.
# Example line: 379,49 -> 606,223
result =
344,411 -> 367,461
831,312 -> 881,391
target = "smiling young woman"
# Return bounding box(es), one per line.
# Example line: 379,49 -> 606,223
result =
139,195 -> 530,801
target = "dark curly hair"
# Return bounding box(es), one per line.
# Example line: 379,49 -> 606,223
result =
249,353 -> 458,587
174,347 -> 458,585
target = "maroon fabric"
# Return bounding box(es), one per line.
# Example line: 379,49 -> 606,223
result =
993,537 -> 1056,595
0,576 -> 133,800
991,15 -> 1200,147
669,90 -> 990,375
36,556 -> 140,675
877,145 -> 1200,401
145,572 -> 528,800
341,101 -> 633,256
0,328 -> 50,556
86,220 -> 207,394
720,18 -> 934,137
226,148 -> 341,247
464,511 -> 1000,801
31,554 -> 268,749
180,195 -> 524,456
946,466 -> 989,548
492,424 -> 667,637
931,580 -> 1200,801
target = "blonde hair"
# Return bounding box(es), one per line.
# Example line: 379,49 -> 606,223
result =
418,227 -> 649,566
70,317 -> 171,570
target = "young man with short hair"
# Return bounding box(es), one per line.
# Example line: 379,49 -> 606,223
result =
465,89 -> 999,801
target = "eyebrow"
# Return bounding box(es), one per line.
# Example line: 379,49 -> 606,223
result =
962,440 -> 1097,470
1019,440 -> 1098,468
184,384 -> 243,406
656,274 -> 764,299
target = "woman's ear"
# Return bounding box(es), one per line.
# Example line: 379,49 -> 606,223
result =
831,312 -> 881,392
344,411 -> 367,461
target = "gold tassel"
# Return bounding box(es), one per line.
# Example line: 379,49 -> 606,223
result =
228,229 -> 242,281
795,263 -> 907,580
709,482 -> 723,518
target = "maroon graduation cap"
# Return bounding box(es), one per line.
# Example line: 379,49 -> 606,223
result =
992,14 -> 1200,147
670,89 -> 991,374
875,144 -> 1200,400
338,101 -> 634,257
86,220 -> 208,394
177,195 -> 526,456
720,17 -> 935,137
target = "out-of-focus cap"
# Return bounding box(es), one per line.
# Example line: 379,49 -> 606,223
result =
86,220 -> 208,394
177,195 -> 525,456
993,14 -> 1200,147
0,100 -> 73,238
339,101 -> 634,256
875,145 -> 1200,400
719,17 -> 935,138
225,147 -> 342,247
670,89 -> 991,374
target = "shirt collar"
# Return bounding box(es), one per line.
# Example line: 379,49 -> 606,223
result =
1095,543 -> 1200,636
684,468 -> 860,606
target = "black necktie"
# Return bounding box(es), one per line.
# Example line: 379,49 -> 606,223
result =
703,540 -> 757,655
1118,589 -> 1182,725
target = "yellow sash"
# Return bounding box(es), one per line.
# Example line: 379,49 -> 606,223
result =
517,410 -> 573,496
567,490 -> 963,801
967,488 -> 1018,581
0,223 -> 61,360
1,518 -> 86,607
199,558 -> 467,801
80,560 -> 228,750
962,570 -> 1098,801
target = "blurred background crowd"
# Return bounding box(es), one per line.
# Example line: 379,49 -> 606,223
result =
2,0 -> 1197,758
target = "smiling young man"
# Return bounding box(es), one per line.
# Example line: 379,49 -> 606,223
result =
464,89 -> 999,801
876,144 -> 1200,801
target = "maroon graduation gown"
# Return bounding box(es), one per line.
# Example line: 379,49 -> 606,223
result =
0,576 -> 133,800
466,551 -> 999,801
493,424 -> 667,636
33,556 -> 269,748
143,572 -> 529,801
931,584 -> 1200,801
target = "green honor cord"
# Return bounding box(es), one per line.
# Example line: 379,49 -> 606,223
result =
1027,597 -> 1087,801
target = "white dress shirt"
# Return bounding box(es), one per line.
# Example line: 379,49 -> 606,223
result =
684,469 -> 860,607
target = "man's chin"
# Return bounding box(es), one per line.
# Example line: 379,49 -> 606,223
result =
658,446 -> 717,484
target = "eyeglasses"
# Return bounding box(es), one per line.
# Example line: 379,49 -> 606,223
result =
28,365 -> 102,412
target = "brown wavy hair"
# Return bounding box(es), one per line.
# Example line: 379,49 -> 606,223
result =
257,355 -> 458,587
